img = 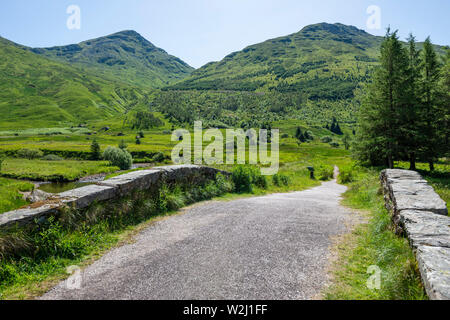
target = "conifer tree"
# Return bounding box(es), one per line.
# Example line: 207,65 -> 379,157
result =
438,48 -> 450,156
119,140 -> 128,150
419,38 -> 441,171
90,139 -> 101,160
353,29 -> 409,168
402,34 -> 422,170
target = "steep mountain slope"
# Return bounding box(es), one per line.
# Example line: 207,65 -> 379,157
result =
31,30 -> 194,88
168,23 -> 381,99
168,23 -> 445,101
0,36 -> 150,128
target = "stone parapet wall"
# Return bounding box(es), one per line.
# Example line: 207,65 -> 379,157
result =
380,169 -> 449,300
0,165 -> 227,229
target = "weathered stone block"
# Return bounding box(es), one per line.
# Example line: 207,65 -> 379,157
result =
416,246 -> 450,300
154,164 -> 223,184
380,169 -> 423,182
381,169 -> 448,216
390,182 -> 448,215
0,204 -> 59,228
57,185 -> 117,209
399,210 -> 450,249
98,169 -> 163,195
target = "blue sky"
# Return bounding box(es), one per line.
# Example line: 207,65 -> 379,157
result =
0,0 -> 449,68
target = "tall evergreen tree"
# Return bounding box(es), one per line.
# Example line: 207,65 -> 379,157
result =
402,34 -> 422,170
295,127 -> 305,142
419,38 -> 441,171
90,139 -> 101,160
334,122 -> 343,135
353,29 -> 409,168
438,49 -> 450,156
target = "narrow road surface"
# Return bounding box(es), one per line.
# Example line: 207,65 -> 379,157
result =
42,179 -> 351,300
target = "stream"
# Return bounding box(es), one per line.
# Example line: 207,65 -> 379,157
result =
36,163 -> 151,194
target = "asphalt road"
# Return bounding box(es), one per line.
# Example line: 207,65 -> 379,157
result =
42,179 -> 351,300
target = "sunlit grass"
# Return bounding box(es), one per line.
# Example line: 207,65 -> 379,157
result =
0,178 -> 34,213
324,167 -> 427,300
1,159 -> 118,181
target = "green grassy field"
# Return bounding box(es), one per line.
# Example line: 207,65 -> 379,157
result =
0,178 -> 34,213
1,159 -> 118,182
0,117 -> 349,214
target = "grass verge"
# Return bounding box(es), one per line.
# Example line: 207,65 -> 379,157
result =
324,166 -> 427,300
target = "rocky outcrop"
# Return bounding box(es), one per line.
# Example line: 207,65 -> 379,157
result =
0,165 -> 227,229
380,169 -> 449,300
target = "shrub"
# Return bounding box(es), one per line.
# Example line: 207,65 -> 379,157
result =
281,133 -> 289,139
159,185 -> 185,212
41,154 -> 63,161
102,147 -> 133,170
17,148 -> 43,160
304,131 -> 314,141
253,174 -> 268,189
215,173 -> 234,193
232,166 -> 252,193
118,140 -> 127,150
90,139 -> 101,160
329,142 -> 340,148
152,152 -> 165,163
321,136 -> 332,143
317,165 -> 334,181
0,154 -> 5,172
231,166 -> 267,193
272,173 -> 290,186
338,167 -> 355,184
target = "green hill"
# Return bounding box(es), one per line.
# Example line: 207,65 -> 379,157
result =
0,36 -> 151,128
167,23 -> 446,101
31,30 -> 194,88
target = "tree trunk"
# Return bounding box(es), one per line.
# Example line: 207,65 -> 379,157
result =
388,155 -> 394,169
409,153 -> 416,170
429,160 -> 434,172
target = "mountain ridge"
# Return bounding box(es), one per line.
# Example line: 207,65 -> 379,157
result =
167,23 -> 447,100
29,30 -> 194,88
0,36 -> 150,127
